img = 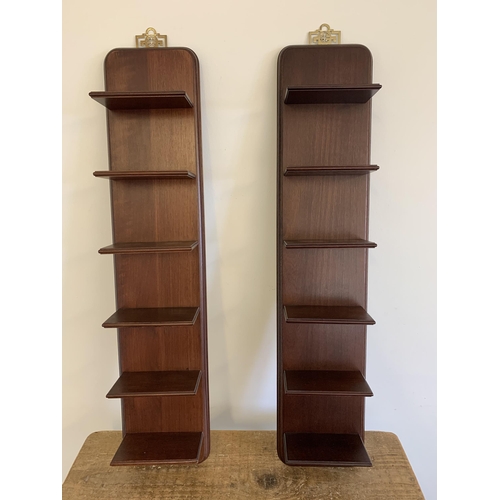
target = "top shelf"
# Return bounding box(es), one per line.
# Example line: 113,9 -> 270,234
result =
89,91 -> 193,110
284,84 -> 381,105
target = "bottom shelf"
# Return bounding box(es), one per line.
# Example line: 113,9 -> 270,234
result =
111,432 -> 203,466
283,432 -> 371,467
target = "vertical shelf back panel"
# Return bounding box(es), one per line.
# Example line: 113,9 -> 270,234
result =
277,44 -> 380,466
91,47 -> 209,464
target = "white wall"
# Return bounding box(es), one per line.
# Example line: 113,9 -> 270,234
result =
62,1 -> 436,498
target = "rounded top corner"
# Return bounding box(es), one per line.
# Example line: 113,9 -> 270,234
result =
353,43 -> 374,61
176,46 -> 200,65
278,45 -> 302,66
103,47 -> 123,65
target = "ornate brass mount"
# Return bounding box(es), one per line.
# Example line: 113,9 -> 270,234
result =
135,27 -> 167,48
308,24 -> 341,45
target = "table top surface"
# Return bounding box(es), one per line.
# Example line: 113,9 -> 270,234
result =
63,430 -> 424,500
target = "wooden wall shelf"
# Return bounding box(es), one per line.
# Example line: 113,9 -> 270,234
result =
93,170 -> 196,179
284,166 -> 379,176
98,241 -> 199,254
284,305 -> 375,325
284,370 -> 373,396
90,47 -> 210,465
89,91 -> 194,109
110,432 -> 203,465
284,84 -> 381,104
106,370 -> 202,398
277,44 -> 380,466
102,307 -> 200,328
284,239 -> 377,249
284,433 -> 372,466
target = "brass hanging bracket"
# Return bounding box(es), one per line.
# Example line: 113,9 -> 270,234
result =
308,24 -> 341,45
135,27 -> 167,48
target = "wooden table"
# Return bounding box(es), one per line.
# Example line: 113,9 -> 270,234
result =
63,431 -> 424,499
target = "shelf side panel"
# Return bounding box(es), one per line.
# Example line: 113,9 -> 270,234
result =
111,180 -> 199,243
283,395 -> 365,437
282,323 -> 367,372
122,393 -> 205,434
114,252 -> 201,309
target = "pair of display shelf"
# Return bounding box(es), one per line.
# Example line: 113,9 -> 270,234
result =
277,45 -> 380,466
90,43 -> 380,468
90,48 -> 210,465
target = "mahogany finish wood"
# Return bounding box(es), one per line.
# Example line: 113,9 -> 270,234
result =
102,307 -> 199,328
106,370 -> 202,398
93,170 -> 196,179
284,165 -> 379,176
98,241 -> 198,254
284,370 -> 373,396
284,433 -> 371,466
110,432 -> 203,465
89,91 -> 193,109
284,305 -> 375,325
90,47 -> 209,465
284,239 -> 377,249
284,84 -> 381,105
277,45 -> 380,466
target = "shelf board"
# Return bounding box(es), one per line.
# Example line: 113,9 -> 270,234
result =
284,305 -> 375,325
107,370 -> 201,398
102,307 -> 200,328
284,239 -> 377,249
284,84 -> 381,105
284,166 -> 379,176
93,170 -> 196,180
284,370 -> 373,396
89,91 -> 193,109
284,433 -> 371,466
111,432 -> 203,465
99,241 -> 199,254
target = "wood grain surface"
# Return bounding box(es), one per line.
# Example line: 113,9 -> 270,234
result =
277,45 -> 379,463
92,47 -> 210,462
63,431 -> 424,499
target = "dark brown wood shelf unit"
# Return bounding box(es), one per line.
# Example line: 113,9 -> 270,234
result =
99,241 -> 199,254
277,44 -> 380,466
284,239 -> 377,249
284,433 -> 372,466
91,47 -> 210,465
106,370 -> 202,398
284,84 -> 381,105
110,432 -> 203,466
89,91 -> 193,109
284,165 -> 379,176
93,170 -> 196,180
284,370 -> 373,396
284,305 -> 375,325
102,307 -> 200,328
